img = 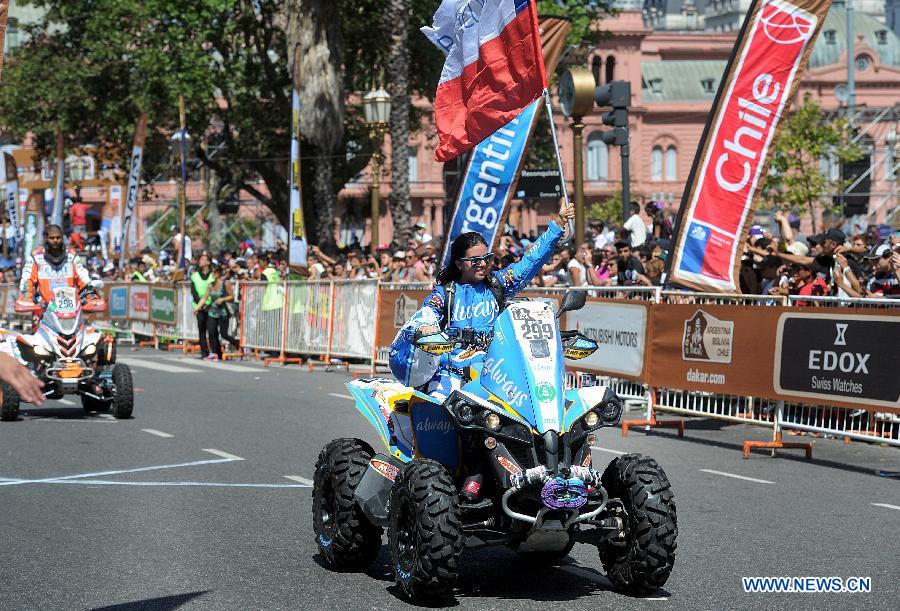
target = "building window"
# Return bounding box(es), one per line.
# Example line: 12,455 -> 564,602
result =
651,146 -> 663,181
605,56 -> 616,84
824,29 -> 836,44
649,78 -> 663,94
819,153 -> 840,182
855,54 -> 871,72
701,78 -> 715,94
408,146 -> 418,183
592,56 -> 602,86
665,146 -> 677,181
875,30 -> 888,45
586,134 -> 609,181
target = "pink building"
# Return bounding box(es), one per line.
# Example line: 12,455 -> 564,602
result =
342,4 -> 900,245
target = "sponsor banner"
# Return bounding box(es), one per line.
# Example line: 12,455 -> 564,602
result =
109,286 -> 129,319
774,313 -> 899,409
442,100 -> 540,266
50,131 -> 65,227
288,48 -> 308,270
565,300 -> 649,381
150,286 -> 177,325
4,153 -> 19,249
129,285 -> 150,321
650,304 -> 900,413
375,289 -> 430,359
668,0 -> 832,292
120,113 -> 148,267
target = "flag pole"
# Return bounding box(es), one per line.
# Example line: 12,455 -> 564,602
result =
176,95 -> 188,269
542,89 -> 574,243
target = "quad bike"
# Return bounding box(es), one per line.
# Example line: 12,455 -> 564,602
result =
312,291 -> 677,602
0,282 -> 133,422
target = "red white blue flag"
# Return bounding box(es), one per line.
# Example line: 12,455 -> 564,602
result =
422,0 -> 547,162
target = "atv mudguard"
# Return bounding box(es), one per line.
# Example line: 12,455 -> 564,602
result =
353,452 -> 405,527
346,378 -> 460,469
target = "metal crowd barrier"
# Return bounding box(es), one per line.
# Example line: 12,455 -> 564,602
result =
786,295 -> 900,309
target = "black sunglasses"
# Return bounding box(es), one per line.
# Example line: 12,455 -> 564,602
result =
458,253 -> 496,265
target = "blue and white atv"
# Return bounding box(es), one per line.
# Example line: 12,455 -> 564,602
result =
312,291 -> 677,602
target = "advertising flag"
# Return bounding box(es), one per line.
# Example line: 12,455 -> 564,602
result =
4,153 -> 18,249
440,16 -> 570,263
289,47 -> 308,270
119,112 -> 148,268
422,0 -> 547,162
667,0 -> 833,293
50,130 -> 65,227
0,1 -> 9,78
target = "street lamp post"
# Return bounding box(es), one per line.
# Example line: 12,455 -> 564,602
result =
558,68 -> 596,245
363,88 -> 391,250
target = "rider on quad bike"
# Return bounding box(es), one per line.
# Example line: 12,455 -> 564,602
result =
16,224 -> 94,319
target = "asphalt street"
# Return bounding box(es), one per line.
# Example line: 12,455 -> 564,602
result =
0,348 -> 897,610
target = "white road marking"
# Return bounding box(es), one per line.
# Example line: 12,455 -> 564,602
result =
32,418 -> 117,424
699,469 -> 774,485
202,448 -> 245,461
284,475 -> 314,486
97,414 -> 115,420
328,393 -> 353,400
56,398 -> 75,406
168,358 -> 261,373
46,480 -> 310,489
591,446 -> 626,455
118,357 -> 200,373
0,457 -> 239,487
871,503 -> 900,512
141,429 -> 174,438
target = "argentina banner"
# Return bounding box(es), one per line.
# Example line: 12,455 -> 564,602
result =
441,99 -> 540,266
667,0 -> 832,292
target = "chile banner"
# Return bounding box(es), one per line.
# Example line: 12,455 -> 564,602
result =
667,0 -> 832,293
422,0 -> 547,162
288,47 -> 308,271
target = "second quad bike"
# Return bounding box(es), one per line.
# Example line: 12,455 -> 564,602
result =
312,290 -> 677,602
1,282 -> 133,422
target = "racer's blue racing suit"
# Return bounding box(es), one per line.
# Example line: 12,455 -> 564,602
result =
390,221 -> 564,400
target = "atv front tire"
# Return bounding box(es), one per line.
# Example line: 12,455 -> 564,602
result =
389,459 -> 463,602
1,383 -> 20,421
312,438 -> 382,570
111,364 -> 133,419
600,453 -> 677,595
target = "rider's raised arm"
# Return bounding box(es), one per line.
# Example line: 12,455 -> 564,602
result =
493,220 -> 564,297
18,252 -> 39,302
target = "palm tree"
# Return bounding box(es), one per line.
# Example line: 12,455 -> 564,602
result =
285,0 -> 344,251
385,0 -> 412,249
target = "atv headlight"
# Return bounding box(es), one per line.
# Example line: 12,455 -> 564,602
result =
33,345 -> 51,357
456,402 -> 476,424
584,411 -> 599,428
485,412 -> 501,430
82,344 -> 96,357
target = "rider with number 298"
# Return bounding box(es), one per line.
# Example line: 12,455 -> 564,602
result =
17,224 -> 93,314
390,201 -> 575,401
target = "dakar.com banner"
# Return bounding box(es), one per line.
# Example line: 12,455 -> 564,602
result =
668,0 -> 832,293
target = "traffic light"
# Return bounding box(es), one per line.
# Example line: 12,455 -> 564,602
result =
838,155 -> 871,217
595,81 -> 630,146
594,80 -> 632,222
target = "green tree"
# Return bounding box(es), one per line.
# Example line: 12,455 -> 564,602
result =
587,189 -> 622,225
761,95 -> 863,233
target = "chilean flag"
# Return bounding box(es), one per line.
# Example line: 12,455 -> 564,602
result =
422,0 -> 547,162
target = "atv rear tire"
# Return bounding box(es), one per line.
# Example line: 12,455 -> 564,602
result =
312,438 -> 382,570
97,337 -> 117,366
600,453 -> 677,595
389,459 -> 463,602
111,364 -> 133,419
1,383 -> 20,421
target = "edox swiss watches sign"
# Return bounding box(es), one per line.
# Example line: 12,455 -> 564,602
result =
774,313 -> 900,408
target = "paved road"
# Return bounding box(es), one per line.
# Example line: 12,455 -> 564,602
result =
0,349 -> 897,610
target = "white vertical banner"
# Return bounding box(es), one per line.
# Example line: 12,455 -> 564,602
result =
109,185 -> 123,255
50,130 -> 65,227
17,188 -> 27,244
4,153 -> 18,248
120,113 -> 148,267
289,49 -> 307,269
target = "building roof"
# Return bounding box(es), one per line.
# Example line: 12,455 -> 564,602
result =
809,8 -> 900,69
641,60 -> 726,102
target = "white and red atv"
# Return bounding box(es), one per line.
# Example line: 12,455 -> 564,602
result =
1,282 -> 133,422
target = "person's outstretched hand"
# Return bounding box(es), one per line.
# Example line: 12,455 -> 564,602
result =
0,353 -> 44,405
